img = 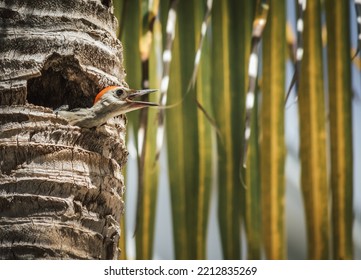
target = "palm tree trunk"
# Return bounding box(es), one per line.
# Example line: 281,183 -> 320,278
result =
0,0 -> 126,259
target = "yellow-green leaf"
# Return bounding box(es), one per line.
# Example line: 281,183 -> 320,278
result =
211,0 -> 252,259
325,0 -> 353,260
135,1 -> 161,259
298,0 -> 329,259
261,0 -> 286,260
165,0 -> 212,259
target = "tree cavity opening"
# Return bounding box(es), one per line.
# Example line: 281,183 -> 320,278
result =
27,53 -> 99,110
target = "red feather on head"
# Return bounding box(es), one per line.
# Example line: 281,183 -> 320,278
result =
94,86 -> 120,104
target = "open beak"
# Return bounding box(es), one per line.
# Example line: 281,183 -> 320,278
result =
127,89 -> 158,108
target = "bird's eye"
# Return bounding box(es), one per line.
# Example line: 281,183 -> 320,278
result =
116,88 -> 125,96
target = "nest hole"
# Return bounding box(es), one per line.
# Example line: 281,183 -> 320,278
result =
101,0 -> 112,8
27,53 -> 99,110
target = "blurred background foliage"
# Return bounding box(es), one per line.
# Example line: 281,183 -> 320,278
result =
113,0 -> 360,260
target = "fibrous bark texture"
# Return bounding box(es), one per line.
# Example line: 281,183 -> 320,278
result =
0,0 -> 125,107
0,0 -> 126,259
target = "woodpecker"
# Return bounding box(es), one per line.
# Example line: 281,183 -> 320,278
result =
55,86 -> 158,128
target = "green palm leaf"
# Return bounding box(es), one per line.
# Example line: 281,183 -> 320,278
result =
261,0 -> 286,259
298,0 -> 329,259
325,0 -> 353,260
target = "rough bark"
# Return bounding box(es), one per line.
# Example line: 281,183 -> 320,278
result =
0,0 -> 126,259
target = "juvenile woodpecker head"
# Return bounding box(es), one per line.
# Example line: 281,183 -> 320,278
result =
93,85 -> 158,113
55,86 -> 158,128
